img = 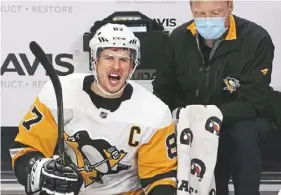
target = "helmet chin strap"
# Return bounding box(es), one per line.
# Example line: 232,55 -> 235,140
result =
93,63 -> 137,97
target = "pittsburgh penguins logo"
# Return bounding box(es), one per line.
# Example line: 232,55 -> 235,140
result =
65,131 -> 131,187
180,128 -> 193,146
190,158 -> 206,181
205,116 -> 222,136
223,77 -> 240,93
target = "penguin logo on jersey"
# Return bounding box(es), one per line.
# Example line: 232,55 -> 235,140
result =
180,128 -> 193,146
65,131 -> 131,187
205,116 -> 222,136
190,158 -> 206,181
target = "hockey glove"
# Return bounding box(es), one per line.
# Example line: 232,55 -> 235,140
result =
25,155 -> 82,195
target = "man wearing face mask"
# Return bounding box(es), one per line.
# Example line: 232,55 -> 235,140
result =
153,0 -> 275,195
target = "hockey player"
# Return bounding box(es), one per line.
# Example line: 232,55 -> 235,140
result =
9,23 -> 177,195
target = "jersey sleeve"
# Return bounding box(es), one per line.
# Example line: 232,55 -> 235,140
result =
9,81 -> 58,169
137,107 -> 177,194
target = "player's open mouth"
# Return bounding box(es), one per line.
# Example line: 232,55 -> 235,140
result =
108,73 -> 121,84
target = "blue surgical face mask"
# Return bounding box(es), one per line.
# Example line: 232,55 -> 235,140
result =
194,17 -> 228,40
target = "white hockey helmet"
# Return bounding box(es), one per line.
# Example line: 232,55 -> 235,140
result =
89,23 -> 141,96
89,23 -> 141,68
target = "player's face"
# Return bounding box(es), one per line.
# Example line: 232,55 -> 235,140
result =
96,48 -> 133,94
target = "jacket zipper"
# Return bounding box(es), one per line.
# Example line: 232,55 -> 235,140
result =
214,66 -> 222,105
195,38 -> 222,103
195,37 -> 205,98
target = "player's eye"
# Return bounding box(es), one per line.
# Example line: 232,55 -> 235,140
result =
211,10 -> 221,16
194,11 -> 207,17
120,57 -> 130,63
212,11 -> 219,16
103,55 -> 114,61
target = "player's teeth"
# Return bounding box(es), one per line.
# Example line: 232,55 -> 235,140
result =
110,74 -> 118,77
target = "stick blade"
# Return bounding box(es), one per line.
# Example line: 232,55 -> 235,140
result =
29,41 -> 54,74
29,41 -> 66,164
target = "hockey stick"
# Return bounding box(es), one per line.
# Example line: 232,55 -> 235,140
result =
77,156 -> 114,171
77,149 -> 127,171
29,41 -> 66,165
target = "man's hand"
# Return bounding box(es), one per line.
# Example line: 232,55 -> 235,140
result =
26,156 -> 82,195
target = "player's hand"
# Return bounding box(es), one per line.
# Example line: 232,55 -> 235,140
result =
107,146 -> 121,160
25,155 -> 82,195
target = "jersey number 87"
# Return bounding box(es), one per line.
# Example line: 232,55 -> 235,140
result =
166,133 -> 177,159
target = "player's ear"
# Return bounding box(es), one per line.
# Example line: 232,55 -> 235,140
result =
131,62 -> 135,70
93,60 -> 98,69
228,0 -> 234,13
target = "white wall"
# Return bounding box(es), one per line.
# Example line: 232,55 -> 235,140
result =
1,1 -> 281,126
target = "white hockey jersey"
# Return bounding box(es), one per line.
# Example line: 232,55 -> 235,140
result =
10,73 -> 177,195
176,105 -> 222,195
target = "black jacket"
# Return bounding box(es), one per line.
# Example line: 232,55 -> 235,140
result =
152,15 -> 275,126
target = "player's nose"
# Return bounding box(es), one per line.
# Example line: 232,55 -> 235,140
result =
112,58 -> 121,70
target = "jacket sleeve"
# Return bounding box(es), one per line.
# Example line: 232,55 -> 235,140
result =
9,82 -> 59,184
152,34 -> 178,111
10,142 -> 44,186
137,108 -> 177,195
220,36 -> 275,126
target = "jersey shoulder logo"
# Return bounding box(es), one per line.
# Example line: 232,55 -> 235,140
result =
190,158 -> 206,181
179,128 -> 193,146
205,116 -> 222,136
